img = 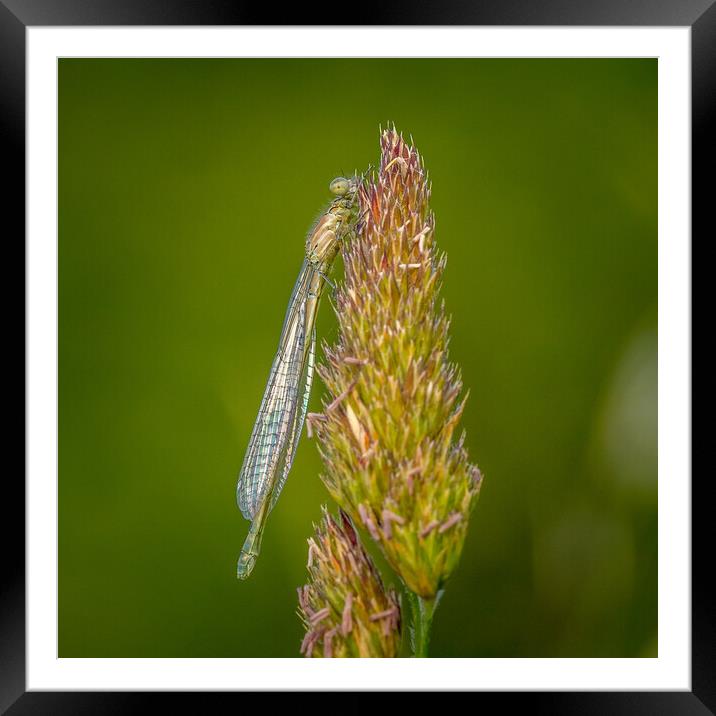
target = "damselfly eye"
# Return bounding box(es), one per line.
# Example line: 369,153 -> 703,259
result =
329,177 -> 350,196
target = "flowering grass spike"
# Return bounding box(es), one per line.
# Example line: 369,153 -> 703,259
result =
298,506 -> 401,658
313,127 -> 483,601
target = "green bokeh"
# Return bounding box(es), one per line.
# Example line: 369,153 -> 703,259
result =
58,58 -> 657,657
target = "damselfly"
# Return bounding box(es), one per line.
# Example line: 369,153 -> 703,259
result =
236,176 -> 360,579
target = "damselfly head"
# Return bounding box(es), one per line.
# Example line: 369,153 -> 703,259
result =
329,176 -> 352,197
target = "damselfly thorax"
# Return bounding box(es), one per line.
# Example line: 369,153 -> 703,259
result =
306,177 -> 357,268
235,176 -> 359,579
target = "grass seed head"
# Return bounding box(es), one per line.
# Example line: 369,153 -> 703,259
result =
298,506 -> 401,658
314,127 -> 484,598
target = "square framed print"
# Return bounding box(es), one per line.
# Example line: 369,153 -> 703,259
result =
6,0 -> 710,710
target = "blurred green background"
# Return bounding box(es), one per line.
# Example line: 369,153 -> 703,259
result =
58,58 -> 657,658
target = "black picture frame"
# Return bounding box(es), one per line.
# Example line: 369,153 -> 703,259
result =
4,1 -> 709,712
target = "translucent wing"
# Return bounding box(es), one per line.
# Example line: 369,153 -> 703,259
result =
236,261 -> 316,520
269,325 -> 315,511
